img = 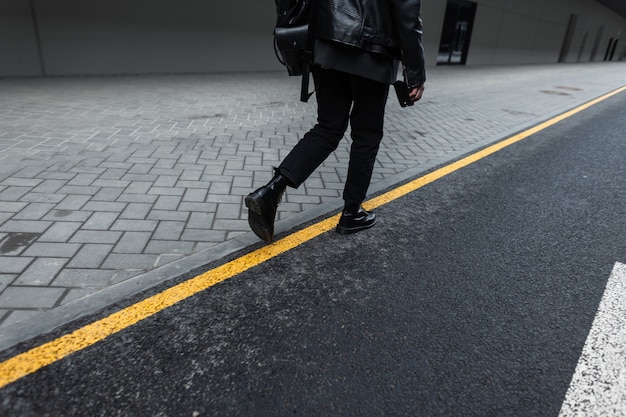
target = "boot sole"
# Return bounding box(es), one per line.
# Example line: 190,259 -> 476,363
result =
245,194 -> 273,243
335,218 -> 377,235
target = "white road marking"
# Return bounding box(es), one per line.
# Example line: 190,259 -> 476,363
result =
559,262 -> 626,417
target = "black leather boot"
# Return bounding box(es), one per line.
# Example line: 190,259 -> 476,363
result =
245,171 -> 289,242
335,206 -> 376,235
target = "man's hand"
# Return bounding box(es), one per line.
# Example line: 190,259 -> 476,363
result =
409,84 -> 425,102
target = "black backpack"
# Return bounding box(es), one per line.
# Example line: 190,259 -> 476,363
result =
273,0 -> 315,102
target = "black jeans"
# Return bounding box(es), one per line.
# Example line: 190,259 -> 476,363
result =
279,67 -> 390,207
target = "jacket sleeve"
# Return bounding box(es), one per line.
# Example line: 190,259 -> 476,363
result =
391,0 -> 426,87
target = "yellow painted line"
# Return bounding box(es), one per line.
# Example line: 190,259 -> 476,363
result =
0,85 -> 624,390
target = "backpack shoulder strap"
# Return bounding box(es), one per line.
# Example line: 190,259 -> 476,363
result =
300,0 -> 316,102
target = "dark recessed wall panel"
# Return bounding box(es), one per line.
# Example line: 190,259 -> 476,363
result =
0,0 -> 42,76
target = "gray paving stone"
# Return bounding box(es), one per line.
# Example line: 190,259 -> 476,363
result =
126,164 -> 153,175
178,202 -> 217,212
205,195 -> 241,204
92,179 -> 130,189
113,232 -> 152,254
178,180 -> 214,190
71,166 -> 105,175
38,222 -> 82,242
0,186 -> 31,201
152,221 -> 186,240
14,166 -> 47,178
155,254 -> 184,268
0,178 -> 42,187
305,187 -> 341,198
144,240 -> 195,255
0,202 -> 28,212
57,185 -> 100,195
99,162 -> 130,170
101,253 -> 159,270
216,203 -> 243,219
0,310 -> 43,328
180,169 -> 203,182
0,232 -> 40,255
153,160 -> 177,170
20,193 -> 65,204
150,210 -> 191,222
180,229 -> 226,242
0,287 -> 65,309
211,219 -> 249,231
0,220 -> 52,233
82,201 -> 127,212
34,179 -> 72,191
120,203 -> 152,220
54,195 -> 91,211
53,269 -> 116,288
42,210 -> 92,222
285,194 -> 322,204
186,212 -> 215,230
154,175 -> 179,187
83,212 -> 120,230
209,182 -> 232,195
111,219 -> 158,232
148,186 -> 185,196
0,275 -> 16,293
21,242 -> 81,257
182,188 -> 208,202
122,174 -> 158,183
68,244 -> 115,268
153,195 -> 182,210
14,258 -> 67,286
59,288 -> 99,305
13,203 -> 56,220
100,168 -> 129,179
232,173 -> 252,188
0,309 -> 9,324
68,173 -> 98,186
117,192 -> 158,203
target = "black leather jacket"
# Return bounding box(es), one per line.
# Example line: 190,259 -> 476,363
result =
314,0 -> 426,88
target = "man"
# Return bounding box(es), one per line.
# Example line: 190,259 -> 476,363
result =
246,0 -> 426,243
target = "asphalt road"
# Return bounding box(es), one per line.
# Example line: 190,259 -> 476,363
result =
1,92 -> 625,416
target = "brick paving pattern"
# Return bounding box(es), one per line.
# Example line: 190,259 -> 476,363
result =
0,63 -> 624,346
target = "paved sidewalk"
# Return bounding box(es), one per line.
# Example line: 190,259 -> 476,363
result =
0,62 -> 625,349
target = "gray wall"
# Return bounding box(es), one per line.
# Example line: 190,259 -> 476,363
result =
464,0 -> 626,65
1,0 -> 625,77
1,0 -> 41,76
0,0 -> 280,76
422,0 -> 626,66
